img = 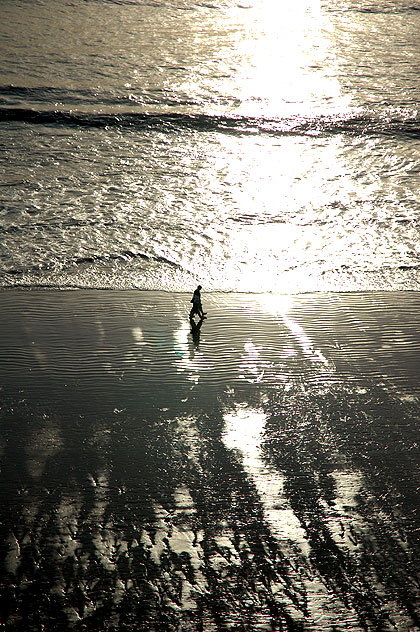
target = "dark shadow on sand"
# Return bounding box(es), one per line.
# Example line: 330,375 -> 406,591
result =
0,291 -> 420,631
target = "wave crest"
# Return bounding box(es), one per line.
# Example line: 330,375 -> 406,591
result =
1,106 -> 419,139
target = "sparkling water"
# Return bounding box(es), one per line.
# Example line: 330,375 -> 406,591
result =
1,0 -> 419,293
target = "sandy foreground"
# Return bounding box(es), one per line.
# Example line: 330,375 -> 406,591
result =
0,288 -> 419,632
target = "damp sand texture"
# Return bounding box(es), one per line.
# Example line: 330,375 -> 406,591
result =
0,289 -> 419,632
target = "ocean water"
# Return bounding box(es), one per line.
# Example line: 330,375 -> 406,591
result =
1,0 -> 419,293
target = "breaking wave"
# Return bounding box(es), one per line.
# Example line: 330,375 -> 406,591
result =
1,106 -> 419,139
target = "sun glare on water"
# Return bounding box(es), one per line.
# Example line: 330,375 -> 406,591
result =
183,0 -> 358,293
227,0 -> 348,119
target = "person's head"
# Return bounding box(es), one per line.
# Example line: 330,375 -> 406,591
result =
197,285 -> 202,290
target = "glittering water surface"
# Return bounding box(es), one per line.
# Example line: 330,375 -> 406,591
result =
1,0 -> 420,292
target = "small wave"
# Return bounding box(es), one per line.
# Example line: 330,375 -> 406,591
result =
398,264 -> 420,271
0,85 -> 107,109
0,218 -> 117,236
74,251 -> 180,268
1,249 -> 182,278
1,107 -> 419,140
326,2 -> 420,14
0,84 -> 202,110
2,257 -> 420,294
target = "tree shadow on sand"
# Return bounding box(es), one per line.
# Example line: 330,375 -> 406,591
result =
262,378 -> 420,631
0,395 -> 308,632
1,371 -> 420,631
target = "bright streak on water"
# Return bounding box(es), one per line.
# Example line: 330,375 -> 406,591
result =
223,406 -> 308,548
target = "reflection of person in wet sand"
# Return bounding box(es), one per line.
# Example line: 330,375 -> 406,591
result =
190,315 -> 204,349
189,285 -> 207,320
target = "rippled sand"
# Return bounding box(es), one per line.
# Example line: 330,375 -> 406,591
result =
0,289 -> 419,631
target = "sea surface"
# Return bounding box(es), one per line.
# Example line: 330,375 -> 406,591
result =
1,2 -> 420,632
1,0 -> 419,293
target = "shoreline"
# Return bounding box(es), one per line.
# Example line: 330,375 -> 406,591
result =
3,284 -> 420,294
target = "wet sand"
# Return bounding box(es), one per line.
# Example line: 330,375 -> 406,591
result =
0,288 -> 419,632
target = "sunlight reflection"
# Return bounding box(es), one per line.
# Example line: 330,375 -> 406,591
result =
226,0 -> 348,118
194,132 -> 355,293
223,406 -> 309,550
147,488 -> 208,608
173,320 -> 191,366
256,292 -> 293,317
282,315 -> 328,364
223,406 -> 266,457
25,420 -> 62,480
131,326 -> 146,345
239,338 -> 268,383
172,318 -> 212,384
257,294 -> 329,365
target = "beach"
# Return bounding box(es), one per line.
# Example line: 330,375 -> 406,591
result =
0,288 -> 419,631
2,0 -> 420,628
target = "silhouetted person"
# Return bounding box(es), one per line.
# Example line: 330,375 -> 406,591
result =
189,285 -> 206,320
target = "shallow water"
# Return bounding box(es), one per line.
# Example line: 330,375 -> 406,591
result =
1,0 -> 420,292
0,289 -> 419,631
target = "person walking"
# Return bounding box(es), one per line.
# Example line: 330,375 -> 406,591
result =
189,285 -> 206,320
